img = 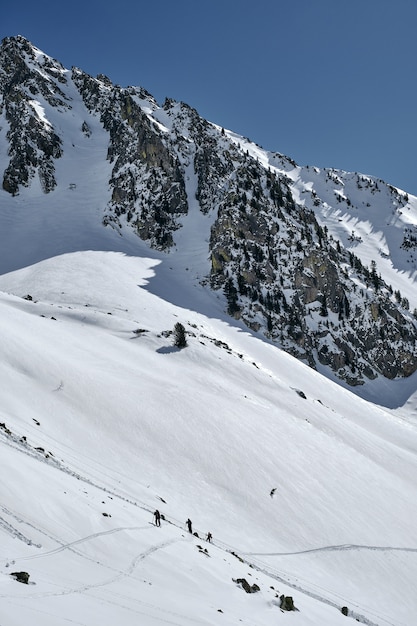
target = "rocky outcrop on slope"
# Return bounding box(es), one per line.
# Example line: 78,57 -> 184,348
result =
0,36 -> 65,194
204,155 -> 417,384
1,35 -> 417,384
72,71 -> 188,248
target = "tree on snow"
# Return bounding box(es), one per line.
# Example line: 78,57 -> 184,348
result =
173,322 -> 187,348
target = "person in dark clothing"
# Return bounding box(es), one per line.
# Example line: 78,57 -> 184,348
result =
186,518 -> 192,533
206,531 -> 212,543
154,509 -> 161,527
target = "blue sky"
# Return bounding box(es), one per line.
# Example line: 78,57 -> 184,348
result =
2,0 -> 416,195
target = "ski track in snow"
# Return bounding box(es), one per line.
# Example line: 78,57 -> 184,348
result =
244,556 -> 401,626
1,536 -> 191,626
6,525 -> 153,562
10,538 -> 182,599
2,516 -> 402,626
1,424 -> 408,626
1,348 -> 415,625
242,544 -> 417,556
0,427 -> 155,520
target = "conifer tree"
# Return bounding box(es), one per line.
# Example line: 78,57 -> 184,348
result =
173,322 -> 187,348
224,278 -> 240,315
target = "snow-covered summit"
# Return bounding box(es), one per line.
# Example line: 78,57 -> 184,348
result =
2,36 -> 417,388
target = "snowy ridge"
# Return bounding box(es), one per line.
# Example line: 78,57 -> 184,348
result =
2,36 -> 417,386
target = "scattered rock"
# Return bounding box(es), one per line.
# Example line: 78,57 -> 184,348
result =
230,550 -> 244,562
295,389 -> 307,399
0,422 -> 12,435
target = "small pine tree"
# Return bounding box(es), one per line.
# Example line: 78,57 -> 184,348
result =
319,294 -> 329,317
224,278 -> 240,315
401,297 -> 410,310
173,322 -> 187,348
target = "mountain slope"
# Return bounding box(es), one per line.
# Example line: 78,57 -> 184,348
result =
0,252 -> 417,626
1,35 -> 417,625
1,35 -> 417,388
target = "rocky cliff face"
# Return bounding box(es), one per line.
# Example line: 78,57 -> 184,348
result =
0,36 -> 65,194
72,71 -> 188,248
206,156 -> 417,384
1,35 -> 417,385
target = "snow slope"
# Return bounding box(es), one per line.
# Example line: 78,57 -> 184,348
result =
1,251 -> 417,626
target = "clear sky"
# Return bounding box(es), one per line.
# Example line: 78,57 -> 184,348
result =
2,0 -> 416,195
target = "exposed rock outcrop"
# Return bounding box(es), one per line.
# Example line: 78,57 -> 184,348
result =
1,35 -> 417,385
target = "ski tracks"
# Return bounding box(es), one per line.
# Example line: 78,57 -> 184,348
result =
1,534 -> 192,626
10,524 -> 152,564
242,543 -> 417,557
0,512 -> 41,548
0,535 -> 183,599
2,429 -> 414,625
237,545 -> 413,626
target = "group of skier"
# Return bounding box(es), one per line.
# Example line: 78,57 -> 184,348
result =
153,487 -> 276,541
153,510 -> 212,542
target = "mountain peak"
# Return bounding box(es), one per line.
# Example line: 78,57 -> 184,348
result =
1,37 -> 417,388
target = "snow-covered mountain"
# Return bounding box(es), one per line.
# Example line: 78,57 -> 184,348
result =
1,35 -> 417,387
1,35 -> 417,626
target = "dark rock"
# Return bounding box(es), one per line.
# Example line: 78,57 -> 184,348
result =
0,422 -> 12,435
234,578 -> 260,594
280,595 -> 296,611
10,571 -> 29,584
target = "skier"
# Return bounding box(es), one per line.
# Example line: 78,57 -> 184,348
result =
186,518 -> 192,533
270,488 -> 276,498
154,509 -> 161,527
206,531 -> 212,543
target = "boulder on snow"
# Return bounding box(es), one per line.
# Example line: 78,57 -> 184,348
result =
280,595 -> 297,611
233,578 -> 260,594
10,571 -> 30,584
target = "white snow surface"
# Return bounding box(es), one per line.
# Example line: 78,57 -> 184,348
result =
0,249 -> 417,626
1,59 -> 417,625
